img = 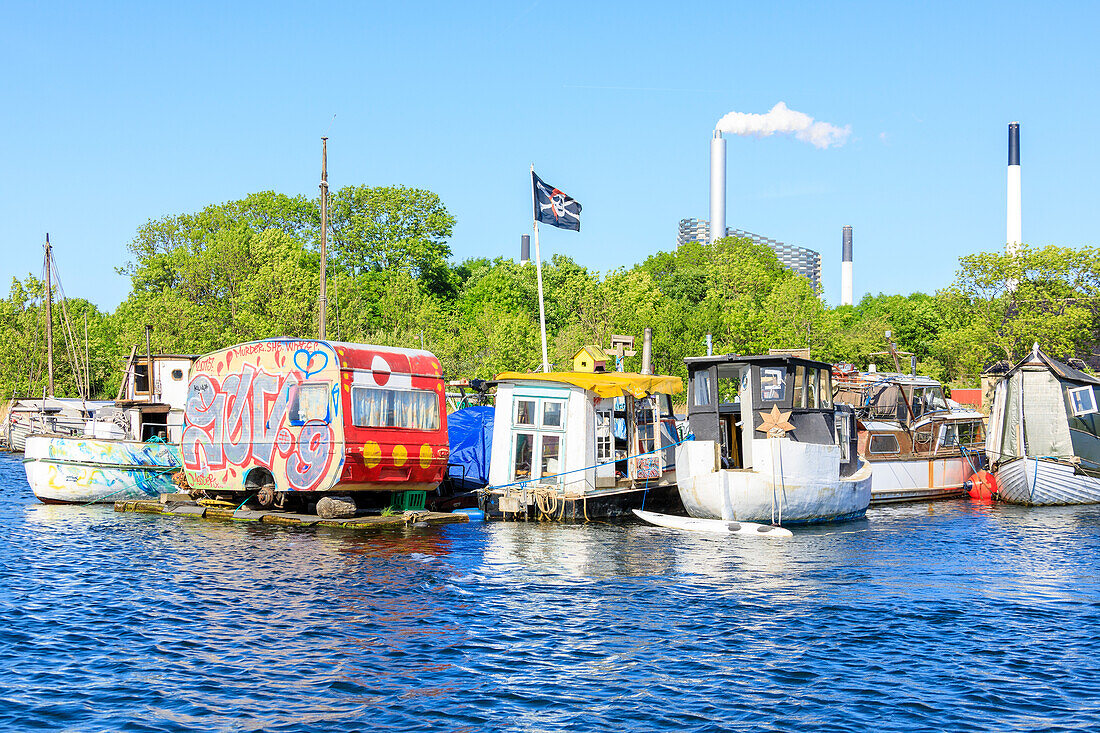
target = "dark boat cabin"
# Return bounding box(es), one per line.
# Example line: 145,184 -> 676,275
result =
685,354 -> 859,472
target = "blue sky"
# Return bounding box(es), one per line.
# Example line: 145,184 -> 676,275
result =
1,1 -> 1097,310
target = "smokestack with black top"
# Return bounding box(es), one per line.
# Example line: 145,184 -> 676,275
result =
1007,122 -> 1021,256
709,130 -> 726,243
520,234 -> 530,265
841,225 -> 853,306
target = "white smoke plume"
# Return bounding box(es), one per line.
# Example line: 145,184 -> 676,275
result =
715,102 -> 851,149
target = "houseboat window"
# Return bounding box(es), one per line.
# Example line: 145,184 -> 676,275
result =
806,368 -> 820,408
793,366 -> 806,408
939,424 -> 959,448
960,420 -> 985,445
540,435 -> 561,480
1069,386 -> 1098,417
869,434 -> 900,454
693,371 -> 713,406
912,387 -> 948,418
516,399 -> 536,426
596,411 -> 613,462
171,369 -> 184,381
542,401 -> 563,428
760,367 -> 787,402
351,387 -> 440,430
513,433 -> 533,480
819,369 -> 833,408
941,421 -> 985,448
636,396 -> 658,455
834,414 -> 851,461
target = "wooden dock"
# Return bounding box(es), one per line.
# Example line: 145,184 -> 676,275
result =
114,498 -> 469,530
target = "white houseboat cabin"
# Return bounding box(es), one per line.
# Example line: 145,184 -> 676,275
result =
480,369 -> 683,520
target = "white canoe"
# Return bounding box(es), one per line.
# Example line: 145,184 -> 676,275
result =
632,509 -> 793,538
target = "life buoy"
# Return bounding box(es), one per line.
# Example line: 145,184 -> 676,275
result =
967,469 -> 998,500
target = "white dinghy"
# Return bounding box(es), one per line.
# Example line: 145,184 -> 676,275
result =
633,508 -> 793,537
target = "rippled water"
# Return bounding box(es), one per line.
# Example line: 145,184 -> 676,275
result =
3,450 -> 1100,731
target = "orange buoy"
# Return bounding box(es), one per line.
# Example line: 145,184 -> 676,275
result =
967,469 -> 998,500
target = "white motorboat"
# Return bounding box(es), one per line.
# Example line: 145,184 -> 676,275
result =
833,367 -> 987,504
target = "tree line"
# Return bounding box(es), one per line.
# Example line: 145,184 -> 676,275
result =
2,185 -> 1098,401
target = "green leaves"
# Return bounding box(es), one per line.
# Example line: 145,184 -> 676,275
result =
6,183 -> 1096,402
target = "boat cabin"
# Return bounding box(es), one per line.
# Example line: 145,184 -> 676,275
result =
685,354 -> 859,472
833,369 -> 986,461
181,339 -> 449,498
92,354 -> 199,442
487,371 -> 682,499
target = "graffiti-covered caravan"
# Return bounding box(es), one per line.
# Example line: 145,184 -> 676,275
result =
182,339 -> 448,497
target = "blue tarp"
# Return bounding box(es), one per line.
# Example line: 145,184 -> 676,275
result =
447,406 -> 494,489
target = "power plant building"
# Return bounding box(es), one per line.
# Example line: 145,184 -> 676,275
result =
677,218 -> 823,291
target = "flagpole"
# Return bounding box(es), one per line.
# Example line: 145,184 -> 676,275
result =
531,165 -> 550,372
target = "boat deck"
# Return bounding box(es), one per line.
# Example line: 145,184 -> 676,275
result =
114,498 -> 468,529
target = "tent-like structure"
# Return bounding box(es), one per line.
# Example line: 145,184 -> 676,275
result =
987,346 -> 1100,471
986,345 -> 1100,505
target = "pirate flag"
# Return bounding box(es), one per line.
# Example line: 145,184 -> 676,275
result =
532,171 -> 582,231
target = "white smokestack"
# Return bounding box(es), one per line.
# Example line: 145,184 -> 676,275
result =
841,225 -> 853,306
1007,122 -> 1021,256
709,130 -> 725,244
715,102 -> 851,149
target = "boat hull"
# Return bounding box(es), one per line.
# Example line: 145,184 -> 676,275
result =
994,457 -> 1100,506
24,435 -> 182,505
868,456 -> 976,504
676,439 -> 872,525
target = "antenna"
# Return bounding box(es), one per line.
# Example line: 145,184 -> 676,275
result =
319,136 -> 329,339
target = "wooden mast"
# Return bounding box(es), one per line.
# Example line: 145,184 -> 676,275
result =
318,137 -> 329,339
44,234 -> 55,397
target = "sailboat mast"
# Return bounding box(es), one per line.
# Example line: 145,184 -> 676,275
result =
318,136 -> 329,340
44,234 -> 55,397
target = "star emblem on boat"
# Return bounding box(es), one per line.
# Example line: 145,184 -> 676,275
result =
756,405 -> 795,438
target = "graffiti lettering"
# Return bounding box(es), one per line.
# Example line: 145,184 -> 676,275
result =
183,365 -> 334,492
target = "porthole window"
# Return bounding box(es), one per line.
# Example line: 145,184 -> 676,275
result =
171,369 -> 184,381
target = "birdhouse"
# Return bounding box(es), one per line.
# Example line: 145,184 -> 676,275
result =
572,345 -> 608,373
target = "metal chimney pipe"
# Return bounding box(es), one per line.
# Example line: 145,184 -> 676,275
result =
709,130 -> 726,244
705,333 -> 713,356
641,327 -> 653,375
841,225 -> 853,306
520,234 -> 530,265
1007,122 -> 1021,256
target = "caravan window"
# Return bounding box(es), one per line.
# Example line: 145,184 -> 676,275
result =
289,383 -> 330,424
351,386 -> 440,430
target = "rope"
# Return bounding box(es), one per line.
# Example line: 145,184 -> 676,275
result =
485,435 -> 690,494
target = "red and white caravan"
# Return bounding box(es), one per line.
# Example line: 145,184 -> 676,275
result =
182,339 -> 449,502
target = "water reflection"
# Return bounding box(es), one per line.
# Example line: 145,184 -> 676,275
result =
4,448 -> 1100,732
